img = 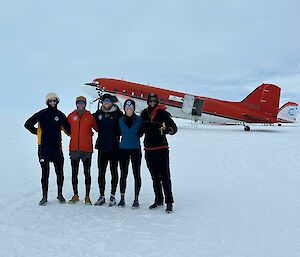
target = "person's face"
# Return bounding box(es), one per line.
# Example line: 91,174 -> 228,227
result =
102,99 -> 113,110
148,98 -> 158,108
48,98 -> 57,108
76,101 -> 86,111
125,106 -> 134,116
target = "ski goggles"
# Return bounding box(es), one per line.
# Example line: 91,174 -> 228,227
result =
148,98 -> 157,104
102,99 -> 112,103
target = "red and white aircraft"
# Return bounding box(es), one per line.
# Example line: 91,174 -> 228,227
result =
83,78 -> 295,131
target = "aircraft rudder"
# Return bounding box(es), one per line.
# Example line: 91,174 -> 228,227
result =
242,84 -> 281,117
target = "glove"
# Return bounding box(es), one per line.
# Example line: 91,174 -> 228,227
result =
168,127 -> 175,135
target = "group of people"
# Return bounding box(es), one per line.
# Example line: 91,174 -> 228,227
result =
24,92 -> 177,213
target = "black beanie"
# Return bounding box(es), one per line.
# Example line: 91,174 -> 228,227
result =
101,93 -> 113,102
147,92 -> 159,104
124,99 -> 135,111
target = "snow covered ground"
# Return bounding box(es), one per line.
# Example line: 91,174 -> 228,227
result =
1,113 -> 300,257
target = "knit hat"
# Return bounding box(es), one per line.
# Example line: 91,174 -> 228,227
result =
76,96 -> 86,104
101,93 -> 113,102
147,92 -> 158,104
45,92 -> 60,104
123,99 -> 135,110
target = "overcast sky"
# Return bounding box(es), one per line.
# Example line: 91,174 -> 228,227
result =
1,0 -> 300,114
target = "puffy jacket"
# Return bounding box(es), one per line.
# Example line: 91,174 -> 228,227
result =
67,110 -> 98,152
24,107 -> 70,150
140,105 -> 177,150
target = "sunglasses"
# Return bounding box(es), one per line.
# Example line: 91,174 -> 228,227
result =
49,99 -> 57,103
102,99 -> 112,103
76,101 -> 86,105
148,100 -> 157,103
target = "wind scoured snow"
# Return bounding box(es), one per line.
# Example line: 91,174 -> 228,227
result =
1,114 -> 300,257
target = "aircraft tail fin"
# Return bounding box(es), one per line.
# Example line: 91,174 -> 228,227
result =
242,84 -> 281,118
277,102 -> 298,123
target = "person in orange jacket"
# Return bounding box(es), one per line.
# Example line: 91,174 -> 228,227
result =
67,96 -> 98,205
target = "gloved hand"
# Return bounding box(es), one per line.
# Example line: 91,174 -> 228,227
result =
160,122 -> 168,135
168,127 -> 175,135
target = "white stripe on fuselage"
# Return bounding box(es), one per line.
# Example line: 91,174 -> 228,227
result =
115,93 -> 240,125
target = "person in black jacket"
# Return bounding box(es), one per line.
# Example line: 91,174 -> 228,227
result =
93,93 -> 123,206
141,93 -> 177,213
24,92 -> 71,206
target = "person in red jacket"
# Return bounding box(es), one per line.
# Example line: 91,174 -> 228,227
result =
67,96 -> 98,205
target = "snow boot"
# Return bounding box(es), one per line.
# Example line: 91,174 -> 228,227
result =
57,194 -> 66,203
94,196 -> 106,206
118,199 -> 126,207
84,196 -> 92,205
149,202 -> 164,209
166,203 -> 173,213
68,194 -> 79,204
108,195 -> 116,207
131,200 -> 140,209
39,196 -> 47,206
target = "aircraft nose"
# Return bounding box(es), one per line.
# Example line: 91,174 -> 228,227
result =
85,80 -> 99,87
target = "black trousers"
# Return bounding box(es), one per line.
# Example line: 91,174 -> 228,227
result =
145,149 -> 174,204
119,149 -> 142,197
38,147 -> 64,198
40,159 -> 64,198
71,158 -> 92,197
97,150 -> 119,196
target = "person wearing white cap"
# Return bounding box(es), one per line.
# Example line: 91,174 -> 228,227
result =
24,92 -> 70,206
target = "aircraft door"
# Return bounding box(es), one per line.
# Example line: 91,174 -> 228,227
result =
192,99 -> 204,116
182,94 -> 195,115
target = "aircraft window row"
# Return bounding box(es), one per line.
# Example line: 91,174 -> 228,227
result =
110,88 -> 166,103
118,89 -> 145,98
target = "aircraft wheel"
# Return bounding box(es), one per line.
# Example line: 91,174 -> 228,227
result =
244,126 -> 250,131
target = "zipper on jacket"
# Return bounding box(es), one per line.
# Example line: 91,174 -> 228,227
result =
78,115 -> 82,151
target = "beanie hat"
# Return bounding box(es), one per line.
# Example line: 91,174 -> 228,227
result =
123,99 -> 135,111
101,93 -> 113,102
45,92 -> 60,104
76,96 -> 86,103
147,92 -> 159,104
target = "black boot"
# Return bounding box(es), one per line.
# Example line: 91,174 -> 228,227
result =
39,196 -> 47,206
149,202 -> 163,209
118,199 -> 126,207
166,203 -> 173,213
57,194 -> 66,203
131,200 -> 140,209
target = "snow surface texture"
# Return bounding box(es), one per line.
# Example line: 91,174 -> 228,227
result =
1,115 -> 300,257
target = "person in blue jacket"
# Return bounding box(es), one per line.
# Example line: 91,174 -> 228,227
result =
118,99 -> 143,208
